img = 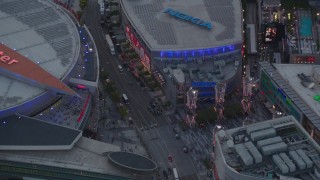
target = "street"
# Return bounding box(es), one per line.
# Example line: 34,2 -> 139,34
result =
83,0 -> 203,179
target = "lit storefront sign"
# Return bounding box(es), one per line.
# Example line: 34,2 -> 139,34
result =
164,8 -> 212,30
0,51 -> 19,65
125,25 -> 151,71
159,44 -> 236,59
192,82 -> 216,97
192,81 -> 216,87
198,92 -> 214,97
294,56 -> 316,64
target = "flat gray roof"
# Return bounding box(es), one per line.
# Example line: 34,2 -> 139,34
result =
262,0 -> 281,7
260,62 -> 320,129
121,0 -> 242,51
108,152 -> 157,171
0,115 -> 81,150
0,0 -> 80,110
0,137 -> 133,178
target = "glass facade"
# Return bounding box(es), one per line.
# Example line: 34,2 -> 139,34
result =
260,70 -> 302,121
0,160 -> 131,180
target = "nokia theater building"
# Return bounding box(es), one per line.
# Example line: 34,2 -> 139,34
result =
120,0 -> 243,98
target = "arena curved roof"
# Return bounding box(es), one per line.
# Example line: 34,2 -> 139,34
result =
121,0 -> 242,51
0,0 -> 80,110
108,152 -> 157,172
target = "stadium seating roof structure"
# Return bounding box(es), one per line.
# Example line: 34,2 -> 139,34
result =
121,0 -> 242,51
0,0 -> 80,110
0,115 -> 82,150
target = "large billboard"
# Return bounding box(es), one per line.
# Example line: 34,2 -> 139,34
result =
263,23 -> 285,44
125,25 -> 151,71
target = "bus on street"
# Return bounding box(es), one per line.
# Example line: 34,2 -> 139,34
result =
173,168 -> 179,180
105,34 -> 115,55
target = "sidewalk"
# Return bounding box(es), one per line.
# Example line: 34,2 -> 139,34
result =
58,0 -> 81,12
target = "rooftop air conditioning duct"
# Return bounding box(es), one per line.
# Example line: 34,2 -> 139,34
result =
301,81 -> 315,89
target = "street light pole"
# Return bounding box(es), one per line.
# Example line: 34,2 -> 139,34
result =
211,125 -> 222,179
212,125 -> 222,150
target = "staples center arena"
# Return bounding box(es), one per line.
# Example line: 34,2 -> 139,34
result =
120,0 -> 243,98
0,0 -> 99,133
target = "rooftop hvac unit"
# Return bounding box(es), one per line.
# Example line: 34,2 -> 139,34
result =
235,143 -> 253,166
279,153 -> 296,173
273,154 -> 289,174
289,151 -> 306,170
261,142 -> 287,156
296,149 -> 313,168
257,136 -> 283,149
250,128 -> 276,142
227,140 -> 234,148
245,141 -> 262,163
301,81 -> 315,89
246,123 -> 272,135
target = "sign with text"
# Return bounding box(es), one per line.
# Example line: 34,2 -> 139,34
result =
192,82 -> 216,87
164,8 -> 212,30
0,44 -> 76,95
0,50 -> 19,65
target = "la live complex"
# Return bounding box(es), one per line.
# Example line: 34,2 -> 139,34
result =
120,0 -> 243,98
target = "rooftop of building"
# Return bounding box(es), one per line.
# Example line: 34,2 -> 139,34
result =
287,11 -> 315,55
158,51 -> 241,85
108,152 -> 157,171
216,116 -> 320,179
262,0 -> 281,7
0,115 -> 82,150
0,0 -> 80,110
260,62 -> 320,130
121,0 -> 242,51
0,137 -> 134,178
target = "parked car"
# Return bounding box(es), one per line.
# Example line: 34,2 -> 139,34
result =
163,170 -> 169,179
182,146 -> 189,153
167,155 -> 173,162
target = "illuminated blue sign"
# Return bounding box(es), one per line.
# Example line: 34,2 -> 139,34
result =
164,8 -> 212,30
159,44 -> 236,59
192,82 -> 216,87
199,92 -> 214,97
278,88 -> 286,99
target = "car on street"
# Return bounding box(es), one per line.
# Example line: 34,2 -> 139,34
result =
122,62 -> 129,68
173,127 -> 177,133
128,117 -> 133,125
167,155 -> 173,162
163,170 -> 169,179
182,146 -> 189,153
149,124 -> 158,129
118,65 -> 123,72
167,167 -> 173,175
